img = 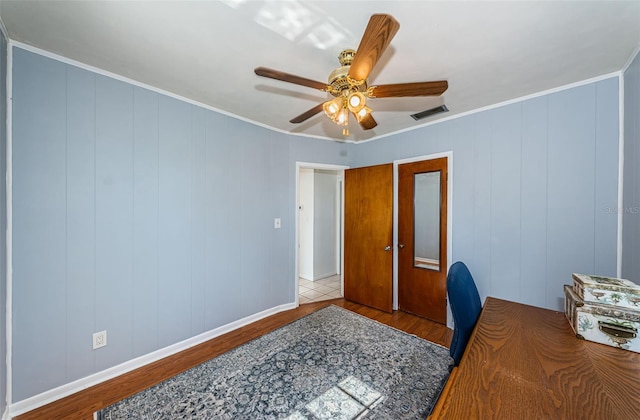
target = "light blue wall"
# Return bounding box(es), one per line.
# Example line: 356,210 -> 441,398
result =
623,51 -> 640,282
7,43 -> 625,404
10,47 -> 352,402
0,27 -> 7,419
353,78 -> 620,311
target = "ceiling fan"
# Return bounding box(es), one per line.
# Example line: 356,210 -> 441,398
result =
254,14 -> 448,136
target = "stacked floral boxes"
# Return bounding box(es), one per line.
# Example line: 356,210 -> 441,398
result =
564,274 -> 640,353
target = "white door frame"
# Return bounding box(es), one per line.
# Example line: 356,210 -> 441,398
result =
393,151 -> 453,328
295,162 -> 349,306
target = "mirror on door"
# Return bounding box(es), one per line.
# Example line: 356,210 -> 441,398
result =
413,171 -> 441,271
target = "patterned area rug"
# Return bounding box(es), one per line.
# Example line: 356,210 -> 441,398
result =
99,305 -> 452,419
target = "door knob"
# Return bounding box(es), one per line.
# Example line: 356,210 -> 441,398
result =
398,243 -> 405,249
384,245 -> 391,251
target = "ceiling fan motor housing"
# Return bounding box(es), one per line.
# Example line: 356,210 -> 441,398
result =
327,49 -> 368,97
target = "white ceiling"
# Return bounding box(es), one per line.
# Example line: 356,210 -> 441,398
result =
1,0 -> 639,142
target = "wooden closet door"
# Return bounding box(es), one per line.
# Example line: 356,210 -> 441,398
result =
344,163 -> 393,312
398,157 -> 448,324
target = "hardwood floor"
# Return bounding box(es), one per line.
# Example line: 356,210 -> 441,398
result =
15,299 -> 452,420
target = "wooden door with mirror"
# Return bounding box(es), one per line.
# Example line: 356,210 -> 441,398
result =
344,164 -> 393,312
398,157 -> 448,324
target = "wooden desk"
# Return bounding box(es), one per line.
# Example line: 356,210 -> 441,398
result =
430,297 -> 640,419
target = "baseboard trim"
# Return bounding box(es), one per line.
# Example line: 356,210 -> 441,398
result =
7,302 -> 297,418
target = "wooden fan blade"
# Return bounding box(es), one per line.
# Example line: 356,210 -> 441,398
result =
348,14 -> 400,82
255,67 -> 328,91
290,103 -> 325,123
368,81 -> 448,98
358,112 -> 377,130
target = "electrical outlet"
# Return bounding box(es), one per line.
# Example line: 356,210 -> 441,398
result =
93,330 -> 107,350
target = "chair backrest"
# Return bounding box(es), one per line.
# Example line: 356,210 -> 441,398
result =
447,261 -> 482,366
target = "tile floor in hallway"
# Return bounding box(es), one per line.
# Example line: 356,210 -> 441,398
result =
299,275 -> 342,304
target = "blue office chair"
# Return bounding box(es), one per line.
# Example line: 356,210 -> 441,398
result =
447,261 -> 482,366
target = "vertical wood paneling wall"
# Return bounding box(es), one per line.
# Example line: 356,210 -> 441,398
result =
10,47 -> 352,402
353,77 -> 620,311
8,43 -> 631,406
0,29 -> 8,417
623,52 -> 640,281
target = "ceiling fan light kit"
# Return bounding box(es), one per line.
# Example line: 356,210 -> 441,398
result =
254,14 -> 449,137
322,86 -> 371,135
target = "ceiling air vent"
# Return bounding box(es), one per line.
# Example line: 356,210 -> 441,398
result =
411,105 -> 449,121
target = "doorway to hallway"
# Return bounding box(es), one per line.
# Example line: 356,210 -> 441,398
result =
295,162 -> 348,305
